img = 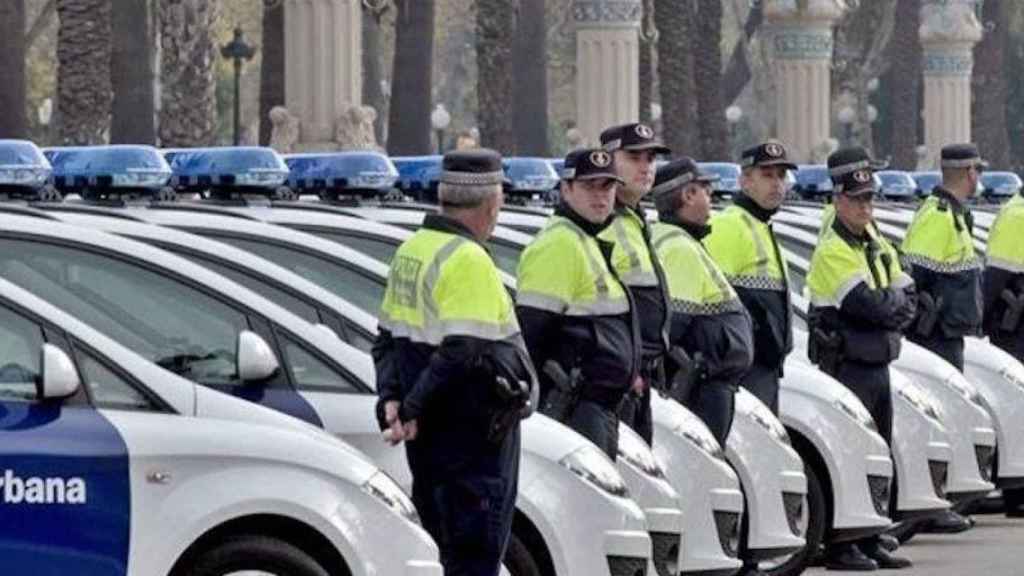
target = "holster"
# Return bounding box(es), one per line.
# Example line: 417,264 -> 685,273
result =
474,344 -> 534,444
486,375 -> 530,444
541,360 -> 583,423
1001,289 -> 1024,333
810,328 -> 843,377
915,292 -> 943,338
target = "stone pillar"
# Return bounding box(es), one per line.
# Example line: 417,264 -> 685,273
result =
284,0 -> 362,150
763,0 -> 846,163
572,0 -> 642,145
919,0 -> 983,168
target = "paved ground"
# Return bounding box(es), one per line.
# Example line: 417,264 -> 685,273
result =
806,514 -> 1024,576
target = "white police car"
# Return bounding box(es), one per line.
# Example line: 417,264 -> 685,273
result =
0,210 -> 655,576
0,274 -> 442,576
0,139 -> 53,198
44,144 -> 172,199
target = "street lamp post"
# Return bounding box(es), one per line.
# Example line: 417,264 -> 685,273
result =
837,106 -> 856,147
725,105 -> 743,156
220,28 -> 256,146
430,104 -> 451,154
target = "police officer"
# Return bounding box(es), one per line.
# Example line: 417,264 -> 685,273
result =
806,147 -> 916,571
983,186 -> 1024,517
649,157 -> 754,445
597,122 -> 673,446
901,144 -> 985,372
517,148 -> 640,459
704,141 -> 795,415
375,149 -> 536,576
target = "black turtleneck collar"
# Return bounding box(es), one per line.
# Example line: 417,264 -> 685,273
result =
422,213 -> 482,245
734,192 -> 778,223
932,186 -> 967,214
662,215 -> 712,241
831,214 -> 869,248
555,202 -> 611,236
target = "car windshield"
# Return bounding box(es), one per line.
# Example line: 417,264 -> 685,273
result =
983,173 -> 1022,189
0,142 -> 47,166
913,173 -> 941,193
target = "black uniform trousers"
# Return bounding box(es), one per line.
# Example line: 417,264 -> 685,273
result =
682,381 -> 736,446
408,427 -> 521,576
834,360 -> 894,445
911,333 -> 966,373
739,360 -> 781,415
569,399 -> 621,460
618,358 -> 662,445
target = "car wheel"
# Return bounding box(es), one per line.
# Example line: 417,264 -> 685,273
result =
762,464 -> 826,576
177,535 -> 329,576
504,532 -> 543,576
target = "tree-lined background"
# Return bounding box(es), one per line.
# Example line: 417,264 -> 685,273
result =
1,0 -> 1023,170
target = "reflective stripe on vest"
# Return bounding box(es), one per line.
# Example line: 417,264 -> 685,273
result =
653,225 -> 744,316
603,211 -> 660,287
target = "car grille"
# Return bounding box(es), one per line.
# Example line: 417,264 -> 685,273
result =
782,492 -> 806,536
928,460 -> 948,499
650,531 -> 680,576
868,475 -> 891,517
607,555 -> 647,576
713,510 -> 741,558
975,445 -> 995,482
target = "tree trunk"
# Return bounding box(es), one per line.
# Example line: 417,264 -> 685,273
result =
973,0 -> 1010,170
56,0 -> 113,145
514,0 -> 548,156
259,0 -> 285,146
477,0 -> 518,153
362,5 -> 387,145
694,0 -> 727,160
158,0 -> 219,147
638,0 -> 655,124
388,0 -> 435,155
885,0 -> 921,169
110,0 -> 155,144
655,0 -> 698,155
0,0 -> 27,138
722,3 -> 763,106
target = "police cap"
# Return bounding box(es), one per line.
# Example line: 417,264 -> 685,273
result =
740,140 -> 798,171
940,143 -> 988,170
828,146 -> 887,198
651,157 -> 719,199
600,123 -> 671,155
440,148 -> 505,186
562,148 -> 624,183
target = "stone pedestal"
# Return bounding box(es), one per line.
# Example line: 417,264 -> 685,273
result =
920,0 -> 983,167
764,0 -> 846,163
572,0 -> 642,145
284,0 -> 362,150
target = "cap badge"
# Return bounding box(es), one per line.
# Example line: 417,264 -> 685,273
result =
853,169 -> 871,183
635,124 -> 654,139
590,150 -> 612,168
765,143 -> 784,158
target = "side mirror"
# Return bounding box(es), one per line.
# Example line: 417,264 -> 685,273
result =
237,330 -> 280,382
39,344 -> 81,399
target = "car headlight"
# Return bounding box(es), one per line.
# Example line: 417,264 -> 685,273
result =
617,426 -> 667,480
834,396 -> 878,432
944,373 -> 986,409
748,399 -> 790,444
561,445 -> 630,498
896,382 -> 942,423
674,422 -> 726,460
362,471 -> 420,525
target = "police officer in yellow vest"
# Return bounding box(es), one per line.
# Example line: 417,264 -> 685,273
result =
984,189 -> 1024,517
704,141 -> 795,415
375,149 -> 537,576
901,144 -> 985,372
649,157 -> 754,445
806,147 -> 916,571
597,122 -> 673,446
517,148 -> 641,459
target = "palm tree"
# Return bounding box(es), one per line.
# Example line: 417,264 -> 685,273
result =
259,0 -> 285,146
514,0 -> 548,156
158,0 -> 219,147
388,0 -> 435,155
477,0 -> 518,153
56,0 -> 113,145
110,0 -> 155,144
693,0 -> 727,160
885,0 -> 922,169
0,0 -> 27,138
655,0 -> 698,155
973,0 -> 1010,169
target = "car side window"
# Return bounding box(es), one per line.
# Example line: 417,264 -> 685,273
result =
0,305 -> 45,402
75,347 -> 157,411
280,334 -> 360,393
0,239 -> 249,387
302,229 -> 400,263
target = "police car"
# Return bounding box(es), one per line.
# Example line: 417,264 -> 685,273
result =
3,203 -> 657,576
0,139 -> 53,199
163,146 -> 290,197
0,272 -> 442,576
283,151 -> 400,198
44,144 -> 172,199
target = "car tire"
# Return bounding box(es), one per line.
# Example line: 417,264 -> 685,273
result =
763,464 -> 826,576
504,532 -> 543,576
178,535 -> 329,576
